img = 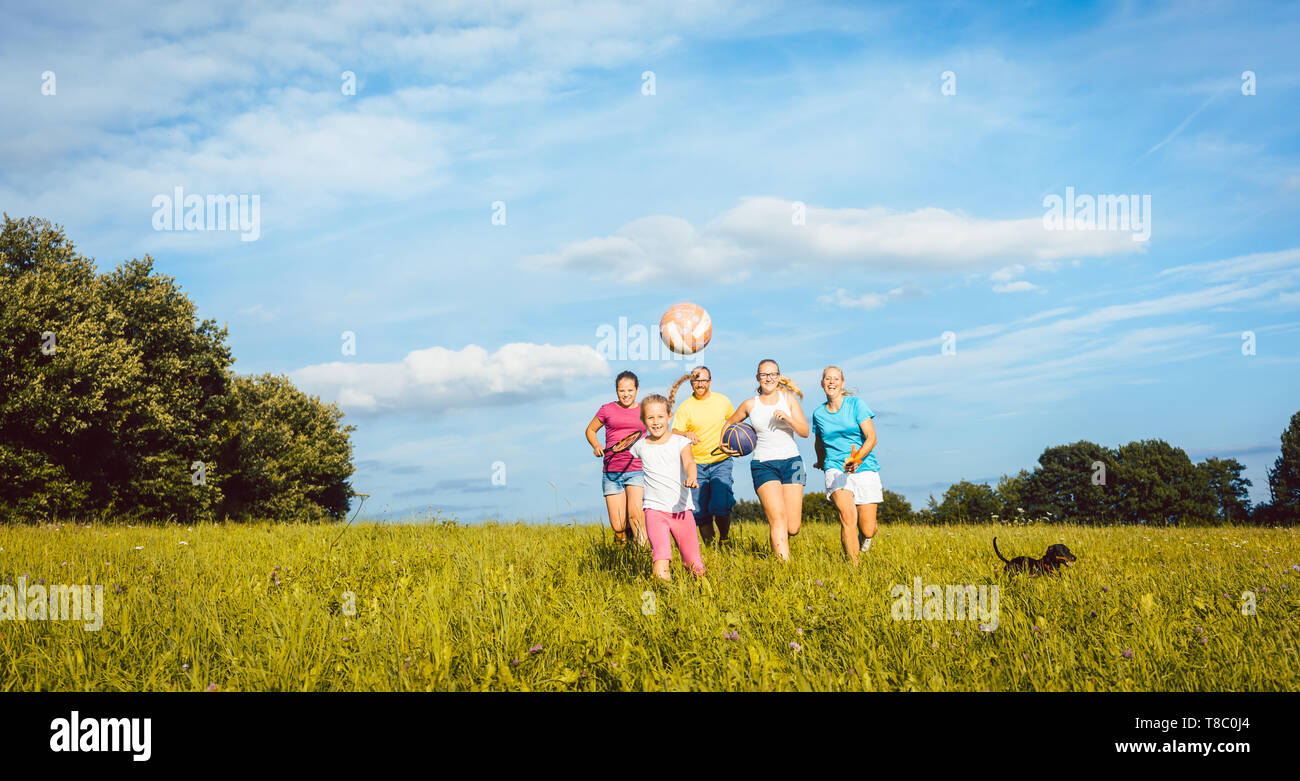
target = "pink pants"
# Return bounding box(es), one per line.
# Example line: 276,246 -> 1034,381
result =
644,508 -> 705,576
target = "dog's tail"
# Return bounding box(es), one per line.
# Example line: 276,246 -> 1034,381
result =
993,537 -> 1012,564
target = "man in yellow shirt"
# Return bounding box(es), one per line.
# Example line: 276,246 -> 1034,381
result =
670,366 -> 736,544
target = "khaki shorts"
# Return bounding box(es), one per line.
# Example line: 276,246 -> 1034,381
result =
824,468 -> 883,505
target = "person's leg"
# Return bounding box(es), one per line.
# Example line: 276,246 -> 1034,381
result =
643,509 -> 673,581
603,488 -> 629,544
831,488 -> 860,565
624,484 -> 647,547
698,519 -> 715,545
669,510 -> 705,577
858,503 -> 878,552
782,483 -> 804,538
783,458 -> 806,538
856,471 -> 881,553
691,468 -> 714,544
712,460 -> 735,542
755,480 -> 789,560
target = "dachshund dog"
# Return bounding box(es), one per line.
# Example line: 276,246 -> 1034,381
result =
994,538 -> 1076,575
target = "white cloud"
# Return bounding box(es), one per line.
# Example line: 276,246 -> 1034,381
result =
530,196 -> 1145,282
990,264 -> 1026,283
993,280 -> 1038,293
293,342 -> 610,414
820,284 -> 926,310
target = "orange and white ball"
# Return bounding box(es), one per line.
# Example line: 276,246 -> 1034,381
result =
660,302 -> 712,355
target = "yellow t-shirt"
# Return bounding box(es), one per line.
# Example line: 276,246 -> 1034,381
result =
672,392 -> 735,465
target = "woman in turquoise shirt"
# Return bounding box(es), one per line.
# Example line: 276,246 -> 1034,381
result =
811,366 -> 881,566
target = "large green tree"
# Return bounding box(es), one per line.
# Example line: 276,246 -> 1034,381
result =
1255,410 -> 1300,525
1195,457 -> 1252,524
1267,411 -> 1300,513
1112,439 -> 1215,526
1021,441 -> 1117,524
0,215 -> 353,523
932,480 -> 999,524
221,374 -> 354,521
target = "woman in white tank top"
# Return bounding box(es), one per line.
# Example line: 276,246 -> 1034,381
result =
719,359 -> 809,561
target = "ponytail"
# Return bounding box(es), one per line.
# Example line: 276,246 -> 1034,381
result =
666,372 -> 693,413
777,375 -> 804,400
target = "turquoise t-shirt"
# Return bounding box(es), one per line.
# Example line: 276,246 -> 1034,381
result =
812,395 -> 879,472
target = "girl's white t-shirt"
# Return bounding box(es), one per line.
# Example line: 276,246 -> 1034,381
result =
629,434 -> 695,513
749,392 -> 801,461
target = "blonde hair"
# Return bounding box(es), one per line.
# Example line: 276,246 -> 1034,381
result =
639,394 -> 671,424
822,365 -> 857,396
666,365 -> 710,412
756,359 -> 803,400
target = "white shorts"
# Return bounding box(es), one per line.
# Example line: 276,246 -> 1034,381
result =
824,468 -> 883,505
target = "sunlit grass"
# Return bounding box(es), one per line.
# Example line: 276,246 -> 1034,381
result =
1,520 -> 1296,691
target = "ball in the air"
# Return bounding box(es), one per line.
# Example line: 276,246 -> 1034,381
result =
659,302 -> 712,355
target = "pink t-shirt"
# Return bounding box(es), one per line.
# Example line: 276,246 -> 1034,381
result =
596,401 -> 645,473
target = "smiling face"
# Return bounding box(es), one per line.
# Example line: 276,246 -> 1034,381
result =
821,367 -> 844,398
641,400 -> 671,437
756,360 -> 780,394
691,368 -> 712,398
616,377 -> 638,407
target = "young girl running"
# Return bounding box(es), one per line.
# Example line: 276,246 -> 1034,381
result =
584,371 -> 648,546
667,365 -> 736,545
720,359 -> 809,561
628,394 -> 703,581
812,366 -> 881,567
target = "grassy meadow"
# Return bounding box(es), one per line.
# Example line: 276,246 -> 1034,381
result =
1,519 -> 1297,691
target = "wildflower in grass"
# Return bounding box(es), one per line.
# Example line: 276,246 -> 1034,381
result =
931,642 -> 938,650
790,642 -> 801,652
528,644 -> 543,655
1090,611 -> 1096,617
511,659 -> 520,668
815,580 -> 823,586
182,663 -> 190,671
1122,650 -> 1134,659
206,683 -> 218,692
796,628 -> 803,636
1101,586 -> 1109,593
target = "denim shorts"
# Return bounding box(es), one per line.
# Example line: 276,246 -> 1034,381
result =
751,455 -> 806,488
691,459 -> 735,522
602,470 -> 645,496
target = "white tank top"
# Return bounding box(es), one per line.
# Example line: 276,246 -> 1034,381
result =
749,392 -> 800,461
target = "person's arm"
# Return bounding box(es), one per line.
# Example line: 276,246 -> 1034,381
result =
723,398 -> 752,427
716,399 -> 753,457
846,418 -> 878,474
773,391 -> 810,438
585,415 -> 605,457
787,393 -> 810,438
681,440 -> 698,488
671,406 -> 699,444
813,416 -> 826,470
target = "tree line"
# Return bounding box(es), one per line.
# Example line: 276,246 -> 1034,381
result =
0,216 -> 354,523
734,423 -> 1300,527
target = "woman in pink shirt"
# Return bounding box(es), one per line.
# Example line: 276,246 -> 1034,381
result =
584,371 -> 648,546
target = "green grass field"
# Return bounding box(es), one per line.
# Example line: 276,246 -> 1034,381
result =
1,520 -> 1297,691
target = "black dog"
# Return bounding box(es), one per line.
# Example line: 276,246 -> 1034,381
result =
994,538 -> 1076,575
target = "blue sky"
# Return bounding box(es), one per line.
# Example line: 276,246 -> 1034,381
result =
3,0 -> 1298,522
